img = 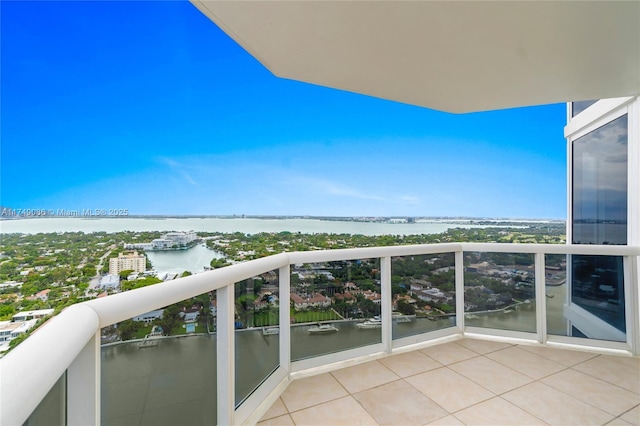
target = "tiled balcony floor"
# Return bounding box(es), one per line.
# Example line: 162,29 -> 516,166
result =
258,339 -> 640,426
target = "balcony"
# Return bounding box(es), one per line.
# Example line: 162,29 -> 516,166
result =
2,242 -> 639,425
259,340 -> 640,425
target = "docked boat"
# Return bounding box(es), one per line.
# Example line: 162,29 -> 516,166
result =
392,312 -> 415,323
139,331 -> 163,348
308,323 -> 339,334
262,327 -> 279,335
356,317 -> 382,329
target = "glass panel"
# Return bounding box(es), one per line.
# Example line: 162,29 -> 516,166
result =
570,255 -> 626,340
546,254 -> 626,342
291,259 -> 381,361
545,254 -> 569,336
391,253 -> 456,340
234,271 -> 279,407
571,100 -> 598,117
572,114 -> 628,245
23,372 -> 66,426
463,252 -> 536,333
570,113 -> 627,342
101,291 -> 217,425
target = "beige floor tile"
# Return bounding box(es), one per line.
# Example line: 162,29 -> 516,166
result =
424,415 -> 465,425
502,381 -> 614,425
486,346 -> 566,379
331,360 -> 400,394
453,396 -> 547,425
620,404 -> 640,425
605,418 -> 634,426
601,354 -> 640,370
405,367 -> 494,413
456,338 -> 512,355
449,356 -> 533,394
260,398 -> 288,421
257,414 -> 296,426
517,344 -> 598,366
419,342 -> 479,365
378,350 -> 442,378
353,379 -> 447,426
573,356 -> 640,394
542,369 -> 639,416
281,373 -> 348,413
289,396 -> 379,426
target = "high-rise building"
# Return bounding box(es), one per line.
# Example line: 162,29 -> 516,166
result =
108,251 -> 147,275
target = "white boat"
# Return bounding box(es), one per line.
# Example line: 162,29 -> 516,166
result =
262,327 -> 279,335
308,324 -> 339,334
139,331 -> 163,348
356,317 -> 382,329
392,312 -> 415,323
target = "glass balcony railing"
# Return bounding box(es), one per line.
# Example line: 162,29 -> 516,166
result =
1,244 -> 638,426
463,251 -> 536,333
23,372 -> 66,426
391,253 -> 457,341
291,258 -> 382,362
101,290 -> 217,426
234,271 -> 280,407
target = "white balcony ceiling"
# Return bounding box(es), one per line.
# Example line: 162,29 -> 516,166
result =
192,1 -> 639,113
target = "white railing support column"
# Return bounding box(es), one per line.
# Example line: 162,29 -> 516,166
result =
455,250 -> 465,333
67,330 -> 101,425
534,252 -> 547,344
217,284 -> 235,425
279,265 -> 291,371
381,256 -> 392,353
625,255 -> 639,356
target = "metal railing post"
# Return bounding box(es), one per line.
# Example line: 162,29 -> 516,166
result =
455,250 -> 465,333
279,265 -> 291,371
535,252 -> 547,344
67,331 -> 101,425
381,256 -> 392,353
217,285 -> 235,425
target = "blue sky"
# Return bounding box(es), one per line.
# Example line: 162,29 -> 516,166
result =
1,1 -> 567,219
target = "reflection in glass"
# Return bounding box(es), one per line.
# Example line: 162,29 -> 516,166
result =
570,114 -> 627,341
391,254 -> 456,340
572,100 -> 597,117
463,252 -> 536,333
23,373 -> 66,426
572,114 -> 627,245
291,259 -> 381,361
571,255 -> 626,336
101,291 -> 217,425
545,254 -> 568,336
235,271 -> 279,406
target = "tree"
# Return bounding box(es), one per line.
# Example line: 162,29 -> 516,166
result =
397,300 -> 416,316
118,269 -> 135,280
117,319 -> 142,341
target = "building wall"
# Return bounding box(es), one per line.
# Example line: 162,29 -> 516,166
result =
109,251 -> 147,275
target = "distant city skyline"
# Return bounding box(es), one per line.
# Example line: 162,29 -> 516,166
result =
1,1 -> 567,219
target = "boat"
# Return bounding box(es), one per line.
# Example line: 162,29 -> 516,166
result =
262,327 -> 279,335
356,317 -> 382,329
139,331 -> 163,348
308,323 -> 338,334
392,312 -> 415,323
